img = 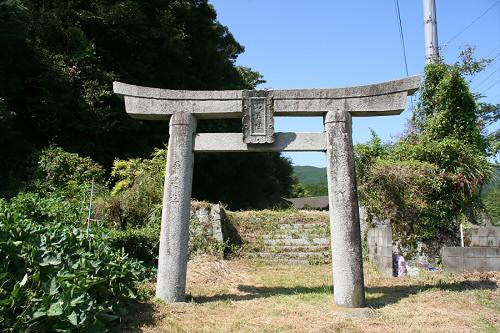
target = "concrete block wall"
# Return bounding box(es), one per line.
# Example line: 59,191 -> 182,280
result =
367,226 -> 393,277
442,247 -> 500,273
467,226 -> 500,247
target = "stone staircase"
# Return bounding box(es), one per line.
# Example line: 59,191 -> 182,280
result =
247,221 -> 331,264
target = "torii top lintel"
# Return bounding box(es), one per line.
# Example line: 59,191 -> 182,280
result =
113,75 -> 420,120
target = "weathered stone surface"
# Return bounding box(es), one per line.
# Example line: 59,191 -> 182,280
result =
264,238 -> 330,246
242,90 -> 275,144
442,246 -> 500,273
209,204 -> 224,242
325,110 -> 366,308
191,202 -> 225,242
113,76 -> 420,120
467,226 -> 500,247
156,113 -> 196,302
367,226 -> 393,277
193,132 -> 326,152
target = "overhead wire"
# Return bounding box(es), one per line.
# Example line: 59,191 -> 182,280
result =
475,66 -> 500,89
444,0 -> 500,47
481,78 -> 500,95
471,52 -> 500,90
393,0 -> 409,76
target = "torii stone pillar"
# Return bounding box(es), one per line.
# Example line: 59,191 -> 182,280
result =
156,113 -> 196,302
325,111 -> 365,307
113,75 -> 420,308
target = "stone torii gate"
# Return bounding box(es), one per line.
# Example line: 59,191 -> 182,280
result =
113,75 -> 420,308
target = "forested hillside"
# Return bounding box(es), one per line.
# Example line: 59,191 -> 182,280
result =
0,0 -> 293,208
292,166 -> 327,185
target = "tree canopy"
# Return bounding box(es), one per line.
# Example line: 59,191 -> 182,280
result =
0,0 -> 293,207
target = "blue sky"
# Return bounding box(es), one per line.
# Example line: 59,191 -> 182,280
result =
209,0 -> 500,167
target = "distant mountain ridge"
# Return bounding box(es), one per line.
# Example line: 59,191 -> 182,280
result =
293,166 -> 327,185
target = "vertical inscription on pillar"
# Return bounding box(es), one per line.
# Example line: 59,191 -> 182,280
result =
242,90 -> 275,144
169,160 -> 181,202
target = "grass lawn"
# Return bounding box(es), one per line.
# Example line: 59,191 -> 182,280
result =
120,256 -> 499,332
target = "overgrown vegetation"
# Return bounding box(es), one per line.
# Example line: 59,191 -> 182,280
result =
0,0 -> 294,208
0,193 -> 149,332
227,210 -> 329,254
0,143 -> 244,331
356,52 -> 496,257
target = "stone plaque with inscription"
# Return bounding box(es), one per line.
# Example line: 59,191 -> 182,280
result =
242,90 -> 275,144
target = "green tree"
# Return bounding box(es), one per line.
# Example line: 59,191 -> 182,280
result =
357,54 -> 494,256
0,0 -> 294,206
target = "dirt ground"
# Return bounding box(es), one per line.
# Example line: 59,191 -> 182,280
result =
119,255 -> 500,333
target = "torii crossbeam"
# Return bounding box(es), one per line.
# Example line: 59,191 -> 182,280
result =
114,75 -> 420,309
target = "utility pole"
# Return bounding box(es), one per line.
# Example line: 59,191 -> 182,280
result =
423,0 -> 439,64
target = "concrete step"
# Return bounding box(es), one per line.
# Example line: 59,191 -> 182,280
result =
258,258 -> 312,265
259,258 -> 312,265
263,231 -> 328,239
263,244 -> 330,253
248,251 -> 330,259
277,223 -> 328,230
264,238 -> 330,246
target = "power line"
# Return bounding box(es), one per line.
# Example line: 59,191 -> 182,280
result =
475,66 -> 500,89
393,0 -> 408,76
471,52 -> 500,86
481,78 -> 500,95
444,0 -> 500,47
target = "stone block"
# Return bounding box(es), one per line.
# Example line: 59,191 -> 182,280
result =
442,247 -> 463,257
380,246 -> 392,257
470,236 -> 480,246
469,228 -> 480,236
486,247 -> 500,257
487,237 -> 497,247
485,227 -> 497,237
485,258 -> 500,271
463,247 -> 486,258
443,256 -> 464,273
479,237 -> 488,247
464,258 -> 487,272
376,256 -> 393,277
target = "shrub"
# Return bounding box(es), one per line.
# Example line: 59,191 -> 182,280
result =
108,226 -> 160,266
107,215 -> 238,264
0,194 -> 149,332
33,146 -> 105,195
8,192 -> 82,225
98,149 -> 166,229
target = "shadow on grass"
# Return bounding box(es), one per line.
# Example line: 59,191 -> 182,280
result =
367,279 -> 498,308
194,284 -> 333,303
115,301 -> 157,333
193,279 -> 498,308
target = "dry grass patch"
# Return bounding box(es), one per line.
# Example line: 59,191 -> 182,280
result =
119,257 -> 499,333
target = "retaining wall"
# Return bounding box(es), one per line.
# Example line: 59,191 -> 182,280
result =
442,247 -> 500,273
467,226 -> 500,247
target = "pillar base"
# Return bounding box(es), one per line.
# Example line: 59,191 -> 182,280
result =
331,306 -> 372,319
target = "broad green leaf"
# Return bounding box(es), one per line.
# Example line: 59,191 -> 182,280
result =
70,294 -> 85,307
49,277 -> 58,295
11,283 -> 20,299
19,273 -> 28,287
32,310 -> 47,319
67,311 -> 78,326
47,302 -> 63,317
40,256 -> 61,266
